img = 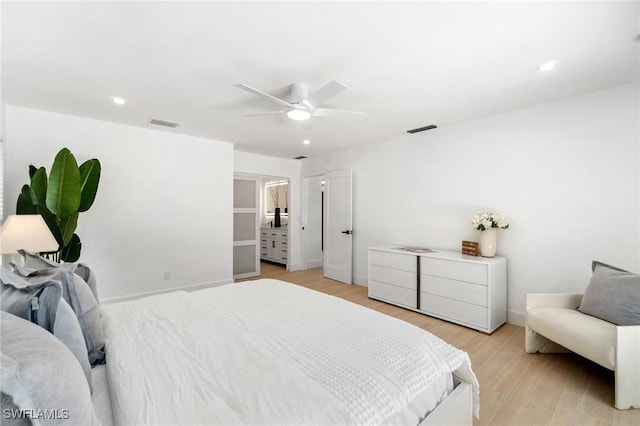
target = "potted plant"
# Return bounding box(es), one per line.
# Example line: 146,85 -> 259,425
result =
472,212 -> 509,257
16,148 -> 101,262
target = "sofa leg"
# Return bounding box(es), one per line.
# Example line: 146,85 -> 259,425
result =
615,326 -> 640,410
525,327 -> 571,354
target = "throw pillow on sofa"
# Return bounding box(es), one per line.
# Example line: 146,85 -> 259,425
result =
579,261 -> 640,326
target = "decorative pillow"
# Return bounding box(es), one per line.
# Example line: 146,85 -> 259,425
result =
0,269 -> 92,391
11,264 -> 105,366
578,261 -> 640,326
0,311 -> 100,425
18,250 -> 99,301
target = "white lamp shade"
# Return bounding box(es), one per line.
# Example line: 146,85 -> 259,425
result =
0,215 -> 59,255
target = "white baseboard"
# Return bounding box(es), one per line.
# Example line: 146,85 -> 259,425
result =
100,278 -> 234,305
353,275 -> 368,287
507,309 -> 525,327
307,260 -> 323,268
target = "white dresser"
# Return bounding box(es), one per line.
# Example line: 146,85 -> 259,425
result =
368,245 -> 507,333
260,228 -> 288,265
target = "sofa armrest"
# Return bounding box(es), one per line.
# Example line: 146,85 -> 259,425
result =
525,293 -> 584,355
615,325 -> 640,409
526,293 -> 583,310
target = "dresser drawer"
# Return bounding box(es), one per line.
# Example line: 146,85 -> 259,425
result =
370,251 -> 417,272
369,280 -> 416,309
420,258 -> 487,285
420,293 -> 488,329
421,275 -> 488,307
370,265 -> 416,290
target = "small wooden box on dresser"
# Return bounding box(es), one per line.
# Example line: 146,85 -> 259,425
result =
368,245 -> 507,333
260,227 -> 288,265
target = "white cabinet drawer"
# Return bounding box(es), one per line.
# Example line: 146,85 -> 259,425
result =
370,251 -> 417,272
420,257 -> 487,285
421,275 -> 487,307
420,293 -> 487,329
370,265 -> 416,290
369,280 -> 416,309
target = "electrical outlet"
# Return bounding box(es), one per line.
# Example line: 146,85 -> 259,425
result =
162,271 -> 170,281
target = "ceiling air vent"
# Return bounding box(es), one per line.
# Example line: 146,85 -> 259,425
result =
149,118 -> 179,128
407,124 -> 437,134
293,156 -> 307,160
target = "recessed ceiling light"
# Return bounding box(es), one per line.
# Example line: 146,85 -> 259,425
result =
111,97 -> 126,105
303,139 -> 310,145
537,61 -> 557,72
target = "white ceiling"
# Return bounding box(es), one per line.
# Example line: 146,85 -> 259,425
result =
3,1 -> 639,159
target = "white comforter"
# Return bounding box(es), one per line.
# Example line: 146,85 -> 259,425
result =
102,279 -> 478,425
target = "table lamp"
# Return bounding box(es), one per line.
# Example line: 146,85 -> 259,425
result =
0,215 -> 59,266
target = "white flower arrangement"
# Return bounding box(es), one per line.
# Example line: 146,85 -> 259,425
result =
472,212 -> 509,231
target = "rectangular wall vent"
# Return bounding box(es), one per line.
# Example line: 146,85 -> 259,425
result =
407,124 -> 437,134
149,118 -> 180,128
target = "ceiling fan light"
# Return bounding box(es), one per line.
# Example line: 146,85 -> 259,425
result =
287,108 -> 311,121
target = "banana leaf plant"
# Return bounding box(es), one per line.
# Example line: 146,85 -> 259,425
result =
16,148 -> 101,262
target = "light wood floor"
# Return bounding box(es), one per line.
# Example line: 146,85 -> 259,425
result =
237,262 -> 640,426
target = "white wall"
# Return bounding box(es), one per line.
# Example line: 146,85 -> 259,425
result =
234,151 -> 302,270
302,83 -> 640,325
4,106 -> 234,301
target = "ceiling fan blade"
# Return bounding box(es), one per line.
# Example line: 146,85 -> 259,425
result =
313,108 -> 368,120
236,83 -> 293,108
305,80 -> 347,107
241,110 -> 287,117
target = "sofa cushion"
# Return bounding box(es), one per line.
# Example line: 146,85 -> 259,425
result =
579,261 -> 640,326
527,307 -> 616,370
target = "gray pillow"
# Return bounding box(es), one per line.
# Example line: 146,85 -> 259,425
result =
578,261 -> 640,326
18,250 -> 99,301
0,269 -> 92,391
0,312 -> 99,425
11,264 -> 105,366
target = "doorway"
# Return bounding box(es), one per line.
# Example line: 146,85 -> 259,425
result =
233,174 -> 291,280
302,169 -> 353,284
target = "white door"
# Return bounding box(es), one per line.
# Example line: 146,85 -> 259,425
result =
323,169 -> 353,284
233,177 -> 260,279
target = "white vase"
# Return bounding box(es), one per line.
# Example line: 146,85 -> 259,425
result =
478,228 -> 497,257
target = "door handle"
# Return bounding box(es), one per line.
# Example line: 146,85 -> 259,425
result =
341,230 -> 352,235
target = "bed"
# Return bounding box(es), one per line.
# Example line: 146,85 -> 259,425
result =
97,279 -> 479,425
1,267 -> 478,425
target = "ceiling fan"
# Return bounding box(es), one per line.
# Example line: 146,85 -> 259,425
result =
236,80 -> 367,121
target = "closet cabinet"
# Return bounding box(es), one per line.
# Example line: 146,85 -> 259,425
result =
368,246 -> 507,333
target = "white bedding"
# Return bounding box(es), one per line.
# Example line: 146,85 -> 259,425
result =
91,364 -> 114,426
101,279 -> 479,425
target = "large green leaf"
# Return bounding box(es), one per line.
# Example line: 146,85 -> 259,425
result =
28,165 -> 38,179
16,185 -> 38,214
61,234 -> 81,262
78,159 -> 101,212
58,212 -> 79,246
46,148 -> 81,218
30,167 -> 48,207
37,206 -> 63,249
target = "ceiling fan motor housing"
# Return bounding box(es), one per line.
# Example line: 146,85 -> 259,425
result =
289,82 -> 310,104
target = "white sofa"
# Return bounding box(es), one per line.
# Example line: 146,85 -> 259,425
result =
525,293 -> 640,410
